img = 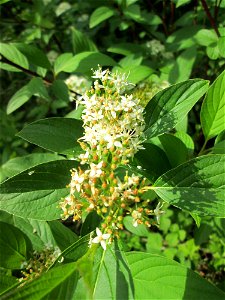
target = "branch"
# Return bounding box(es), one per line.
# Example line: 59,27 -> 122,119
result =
0,55 -> 81,97
200,0 -> 220,37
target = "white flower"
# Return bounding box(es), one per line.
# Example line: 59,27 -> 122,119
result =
91,227 -> 111,250
154,202 -> 165,224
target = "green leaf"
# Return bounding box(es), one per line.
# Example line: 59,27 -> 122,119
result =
0,160 -> 77,220
89,6 -> 115,28
61,51 -> 116,74
108,43 -> 144,56
206,43 -> 220,60
7,77 -> 49,114
17,117 -> 83,155
71,27 -> 97,54
0,271 -> 18,295
174,131 -> 194,156
200,70 -> 225,140
218,37 -> 225,58
0,43 -> 29,69
123,216 -> 149,236
144,79 -> 209,139
153,154 -> 225,217
0,222 -> 31,269
195,29 -> 218,46
3,263 -> 78,300
48,221 -> 78,251
51,80 -> 70,103
169,47 -> 196,83
1,153 -> 62,179
126,252 -> 225,299
159,133 -> 188,167
12,43 -> 51,70
0,160 -> 77,193
91,242 -> 134,299
0,0 -> 12,4
134,143 -> 171,182
54,53 -> 73,76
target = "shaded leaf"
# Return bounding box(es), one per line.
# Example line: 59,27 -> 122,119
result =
89,6 -> 115,28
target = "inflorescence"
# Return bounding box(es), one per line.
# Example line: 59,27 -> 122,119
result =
59,67 -> 164,250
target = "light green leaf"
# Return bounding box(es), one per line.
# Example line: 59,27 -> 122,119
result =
107,43 -> 144,56
61,51 -> 116,73
71,27 -> 97,54
153,154 -> 225,217
91,242 -> 134,299
169,47 -> 196,83
0,43 -> 29,69
123,216 -> 149,236
0,160 -> 77,220
1,153 -> 62,179
159,133 -> 188,167
144,79 -> 209,139
200,70 -> 225,140
7,77 -> 49,114
206,44 -> 220,60
12,43 -> 51,70
0,0 -> 12,4
195,29 -> 218,46
126,252 -> 225,299
3,263 -> 78,300
54,53 -> 73,75
0,222 -> 31,269
0,62 -> 21,72
17,117 -> 83,155
218,36 -> 225,58
89,6 -> 115,28
113,65 -> 153,84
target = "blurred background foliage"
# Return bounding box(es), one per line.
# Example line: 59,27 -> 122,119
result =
0,0 -> 224,289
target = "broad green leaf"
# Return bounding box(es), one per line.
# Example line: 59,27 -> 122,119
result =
61,51 -> 116,73
206,43 -> 220,60
174,131 -> 194,156
53,234 -> 91,267
107,43 -> 144,56
6,84 -> 33,115
213,140 -> 225,154
51,80 -> 70,102
17,117 -> 83,155
195,29 -> 218,46
48,221 -> 78,251
54,53 -> 73,75
7,77 -> 49,114
134,143 -> 171,182
159,133 -> 188,167
71,27 -> 97,54
0,160 -> 77,193
89,6 -> 115,28
81,211 -> 102,236
126,252 -> 225,299
0,0 -> 12,4
153,154 -> 225,217
144,79 -> 209,139
173,0 -> 191,8
0,190 -> 67,220
0,43 -> 29,69
119,54 -> 142,68
12,43 -> 51,70
91,242 -> 134,300
200,70 -> 225,140
0,222 -> 31,269
0,62 -> 21,72
0,271 -> 18,295
0,160 -> 77,220
3,263 -> 78,300
169,47 -> 196,83
123,216 -> 149,236
1,153 -> 62,180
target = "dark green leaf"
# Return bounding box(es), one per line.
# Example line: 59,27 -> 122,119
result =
153,154 -> 225,217
126,252 -> 225,299
71,27 -> 97,53
17,118 -> 83,155
144,79 -> 209,139
0,222 -> 31,269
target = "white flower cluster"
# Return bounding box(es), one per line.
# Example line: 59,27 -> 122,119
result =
60,67 -> 165,250
65,74 -> 91,101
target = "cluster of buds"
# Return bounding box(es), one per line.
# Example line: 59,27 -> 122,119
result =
65,74 -> 91,101
19,245 -> 62,284
60,67 -> 164,249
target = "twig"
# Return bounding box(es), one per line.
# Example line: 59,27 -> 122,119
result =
0,55 -> 81,97
200,0 -> 220,37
